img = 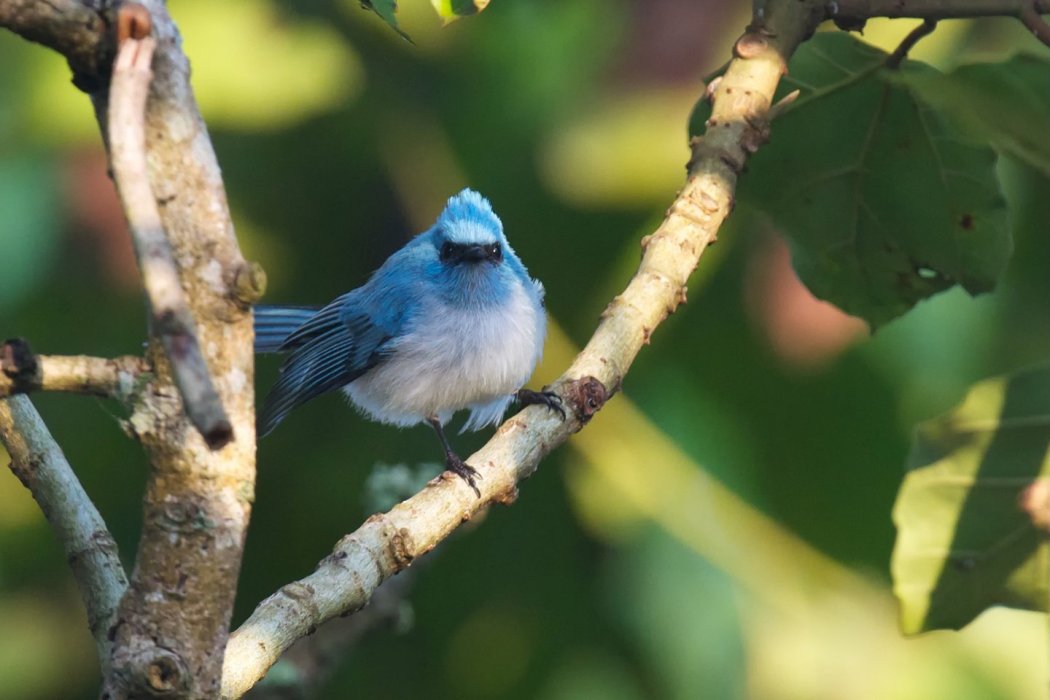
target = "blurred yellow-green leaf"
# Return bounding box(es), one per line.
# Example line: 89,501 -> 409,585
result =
540,88 -> 692,208
892,365 -> 1050,634
172,0 -> 363,131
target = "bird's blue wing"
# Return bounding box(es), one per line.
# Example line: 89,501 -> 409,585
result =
258,294 -> 395,437
254,305 -> 320,353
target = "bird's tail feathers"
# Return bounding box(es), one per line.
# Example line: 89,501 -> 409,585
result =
254,305 -> 319,353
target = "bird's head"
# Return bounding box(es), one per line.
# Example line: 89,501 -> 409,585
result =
432,189 -> 506,268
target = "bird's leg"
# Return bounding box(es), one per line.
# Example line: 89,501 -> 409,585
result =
515,388 -> 566,420
427,417 -> 481,498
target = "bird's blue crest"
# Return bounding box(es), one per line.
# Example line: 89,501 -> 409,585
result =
436,189 -> 504,246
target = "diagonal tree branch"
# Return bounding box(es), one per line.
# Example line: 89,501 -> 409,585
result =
830,0 -> 1049,17
107,16 -> 231,450
0,339 -> 148,399
220,1 -> 826,695
0,396 -> 129,671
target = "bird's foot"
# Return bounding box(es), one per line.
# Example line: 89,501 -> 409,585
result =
516,388 -> 566,420
445,451 -> 481,498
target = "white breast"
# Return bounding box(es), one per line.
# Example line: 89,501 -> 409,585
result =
343,281 -> 544,429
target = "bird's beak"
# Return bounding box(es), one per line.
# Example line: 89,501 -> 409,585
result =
459,244 -> 501,264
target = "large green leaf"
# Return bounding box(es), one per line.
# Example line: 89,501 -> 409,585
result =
892,366 -> 1050,634
901,53 -> 1050,177
692,33 -> 1012,328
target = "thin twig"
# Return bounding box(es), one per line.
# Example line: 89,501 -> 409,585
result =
887,18 -> 939,68
0,395 -> 129,668
219,1 -> 826,695
0,339 -> 147,399
107,27 -> 233,450
1020,0 -> 1050,45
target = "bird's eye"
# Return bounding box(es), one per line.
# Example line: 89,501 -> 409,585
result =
439,242 -> 456,263
486,243 -> 502,262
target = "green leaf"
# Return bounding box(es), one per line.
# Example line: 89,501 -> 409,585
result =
900,53 -> 1050,177
431,0 -> 491,23
693,33 -> 1012,328
891,366 -> 1050,634
360,0 -> 411,40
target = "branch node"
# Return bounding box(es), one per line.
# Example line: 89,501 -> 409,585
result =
563,376 -> 609,426
121,648 -> 189,696
1,338 -> 40,390
735,31 -> 770,59
492,486 -> 519,506
389,529 -> 415,568
231,260 -> 268,307
117,3 -> 153,45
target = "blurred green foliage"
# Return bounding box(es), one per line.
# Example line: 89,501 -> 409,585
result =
0,157 -> 61,314
1,2 -> 1049,699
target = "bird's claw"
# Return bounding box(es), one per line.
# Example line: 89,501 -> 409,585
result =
516,388 -> 567,421
445,452 -> 481,498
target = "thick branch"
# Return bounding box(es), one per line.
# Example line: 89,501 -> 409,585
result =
98,4 -> 258,699
830,0 -> 1050,17
220,2 -> 825,696
0,396 -> 128,667
108,30 -> 232,450
0,339 -> 147,399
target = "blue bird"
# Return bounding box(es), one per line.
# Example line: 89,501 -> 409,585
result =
254,189 -> 563,496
